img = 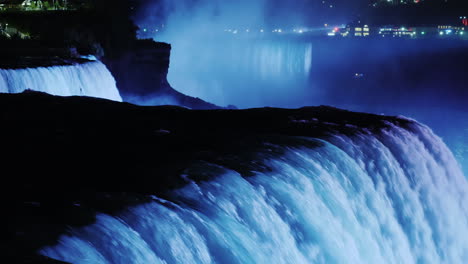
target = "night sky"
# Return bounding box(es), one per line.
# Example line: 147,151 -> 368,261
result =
133,0 -> 468,29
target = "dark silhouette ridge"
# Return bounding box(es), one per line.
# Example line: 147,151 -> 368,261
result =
2,91 -> 415,262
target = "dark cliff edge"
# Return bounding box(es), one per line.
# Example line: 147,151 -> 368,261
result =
103,39 -> 224,110
1,91 -> 415,263
1,8 -> 220,109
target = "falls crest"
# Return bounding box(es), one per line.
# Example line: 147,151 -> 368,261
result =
40,121 -> 468,264
0,61 -> 122,102
166,38 -> 313,108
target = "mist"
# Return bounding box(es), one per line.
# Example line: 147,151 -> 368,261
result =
133,0 -> 346,108
133,0 -> 346,34
134,0 -> 467,108
133,0 -> 468,174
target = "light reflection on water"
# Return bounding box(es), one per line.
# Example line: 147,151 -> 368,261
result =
161,35 -> 468,174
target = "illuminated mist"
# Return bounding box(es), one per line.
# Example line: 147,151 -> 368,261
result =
134,0 -> 468,174
134,0 -> 335,108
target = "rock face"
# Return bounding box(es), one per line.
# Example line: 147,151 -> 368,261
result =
104,40 -> 223,109
1,8 -> 222,109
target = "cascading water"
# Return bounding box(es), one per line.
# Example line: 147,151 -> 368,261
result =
39,119 -> 468,263
166,37 -> 313,108
0,61 -> 122,102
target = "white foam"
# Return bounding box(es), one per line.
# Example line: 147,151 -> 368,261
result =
41,122 -> 468,263
0,61 -> 122,101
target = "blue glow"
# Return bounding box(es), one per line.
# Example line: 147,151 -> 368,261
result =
0,61 -> 122,102
163,35 -> 313,108
41,122 -> 468,263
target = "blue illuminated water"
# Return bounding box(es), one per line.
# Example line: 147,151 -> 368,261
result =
166,35 -> 314,108
41,120 -> 468,263
0,61 -> 122,102
162,34 -> 468,175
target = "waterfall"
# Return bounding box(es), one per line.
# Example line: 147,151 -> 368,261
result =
0,61 -> 122,102
166,37 -> 313,108
40,120 -> 468,264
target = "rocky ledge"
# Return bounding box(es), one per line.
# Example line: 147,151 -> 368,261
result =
2,91 -> 412,262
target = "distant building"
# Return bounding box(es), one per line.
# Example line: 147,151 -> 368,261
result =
336,23 -> 466,39
378,26 -> 417,38
343,24 -> 372,37
438,25 -> 465,37
371,0 -> 424,7
355,25 -> 371,37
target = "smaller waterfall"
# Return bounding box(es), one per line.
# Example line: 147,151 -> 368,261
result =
0,61 -> 122,102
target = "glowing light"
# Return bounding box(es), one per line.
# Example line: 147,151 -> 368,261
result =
421,32 -> 425,35
439,31 -> 444,35
0,61 -> 122,101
